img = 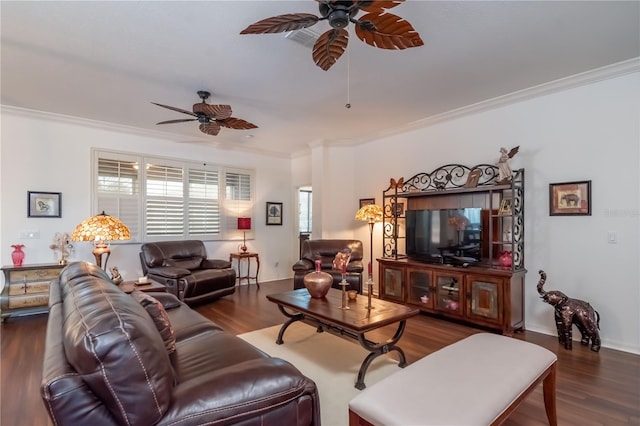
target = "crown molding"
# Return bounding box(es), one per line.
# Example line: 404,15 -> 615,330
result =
352,57 -> 640,145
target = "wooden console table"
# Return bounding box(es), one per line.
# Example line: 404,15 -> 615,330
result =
229,252 -> 260,288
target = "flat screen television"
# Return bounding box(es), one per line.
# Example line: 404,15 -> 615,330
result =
405,208 -> 482,265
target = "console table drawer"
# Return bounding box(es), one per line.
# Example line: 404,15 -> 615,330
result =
6,268 -> 60,283
8,293 -> 49,309
8,281 -> 50,295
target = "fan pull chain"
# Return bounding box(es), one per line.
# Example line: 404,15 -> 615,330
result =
345,45 -> 351,109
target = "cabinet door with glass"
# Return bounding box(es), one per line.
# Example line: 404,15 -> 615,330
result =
466,274 -> 504,326
406,267 -> 433,309
380,264 -> 404,302
433,272 -> 464,318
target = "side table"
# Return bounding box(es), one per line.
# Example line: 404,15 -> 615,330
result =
229,252 -> 260,288
119,280 -> 167,294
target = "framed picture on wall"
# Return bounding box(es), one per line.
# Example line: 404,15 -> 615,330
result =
549,180 -> 591,216
28,191 -> 61,218
266,202 -> 283,225
359,198 -> 375,209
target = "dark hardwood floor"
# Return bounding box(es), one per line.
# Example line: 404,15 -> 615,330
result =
2,279 -> 639,426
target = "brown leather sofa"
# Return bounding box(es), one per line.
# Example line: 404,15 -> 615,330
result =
140,240 -> 236,306
293,239 -> 364,293
41,262 -> 320,426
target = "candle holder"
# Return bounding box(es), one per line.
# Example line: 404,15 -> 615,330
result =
339,274 -> 350,310
366,275 -> 375,310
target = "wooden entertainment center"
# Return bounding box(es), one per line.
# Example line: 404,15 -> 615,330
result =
378,164 -> 525,335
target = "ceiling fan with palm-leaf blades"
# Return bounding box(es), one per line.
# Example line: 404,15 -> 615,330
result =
240,0 -> 423,71
152,91 -> 257,136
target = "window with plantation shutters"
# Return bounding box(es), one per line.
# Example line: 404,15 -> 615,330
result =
93,150 -> 253,242
188,168 -> 220,236
146,163 -> 184,236
96,155 -> 141,241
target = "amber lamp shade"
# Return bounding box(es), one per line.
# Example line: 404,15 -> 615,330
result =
237,217 -> 251,253
71,211 -> 130,270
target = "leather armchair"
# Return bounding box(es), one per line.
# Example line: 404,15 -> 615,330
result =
293,239 -> 364,293
140,240 -> 236,306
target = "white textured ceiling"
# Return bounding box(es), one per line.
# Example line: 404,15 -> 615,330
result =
2,1 -> 639,157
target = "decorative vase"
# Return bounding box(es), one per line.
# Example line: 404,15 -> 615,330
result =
11,244 -> 25,267
304,260 -> 332,298
498,251 -> 513,268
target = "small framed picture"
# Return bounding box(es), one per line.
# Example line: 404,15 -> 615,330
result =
28,191 -> 61,218
549,180 -> 591,216
498,198 -> 512,216
392,202 -> 404,216
359,198 -> 375,209
464,169 -> 482,188
266,201 -> 283,225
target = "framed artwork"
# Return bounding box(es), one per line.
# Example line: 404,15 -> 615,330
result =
359,198 -> 375,208
392,202 -> 404,216
549,180 -> 591,216
498,198 -> 512,216
464,169 -> 482,188
28,191 -> 61,218
266,201 -> 283,225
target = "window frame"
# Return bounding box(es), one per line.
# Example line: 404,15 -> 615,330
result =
93,149 -> 254,243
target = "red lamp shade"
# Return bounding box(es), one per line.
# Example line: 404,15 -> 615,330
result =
237,217 -> 252,230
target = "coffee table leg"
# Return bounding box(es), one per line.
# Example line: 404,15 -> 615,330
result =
355,320 -> 409,390
275,304 -> 304,345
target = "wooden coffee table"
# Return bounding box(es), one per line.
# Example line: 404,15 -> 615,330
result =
267,288 -> 419,389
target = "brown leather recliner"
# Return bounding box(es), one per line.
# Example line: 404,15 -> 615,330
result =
140,240 -> 236,306
41,262 -> 320,426
293,239 -> 364,293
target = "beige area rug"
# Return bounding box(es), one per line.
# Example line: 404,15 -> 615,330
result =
238,322 -> 401,426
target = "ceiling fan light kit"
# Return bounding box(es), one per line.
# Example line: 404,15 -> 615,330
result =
240,0 -> 423,71
152,90 -> 257,137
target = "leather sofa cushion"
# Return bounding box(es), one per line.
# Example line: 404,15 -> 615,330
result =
60,262 -> 174,426
164,258 -> 203,270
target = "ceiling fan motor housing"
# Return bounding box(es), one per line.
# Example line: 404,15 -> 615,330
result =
319,2 -> 359,29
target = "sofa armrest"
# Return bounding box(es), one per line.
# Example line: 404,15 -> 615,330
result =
165,358 -> 318,424
292,259 -> 314,272
346,260 -> 364,273
148,266 -> 191,279
201,259 -> 232,269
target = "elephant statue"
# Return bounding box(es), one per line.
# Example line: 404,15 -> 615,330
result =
537,270 -> 601,352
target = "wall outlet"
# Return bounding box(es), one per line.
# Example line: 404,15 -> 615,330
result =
607,231 -> 617,244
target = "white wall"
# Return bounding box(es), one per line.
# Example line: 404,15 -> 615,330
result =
349,72 -> 639,353
0,110 -> 297,283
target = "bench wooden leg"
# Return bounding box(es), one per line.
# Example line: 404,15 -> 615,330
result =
543,362 -> 558,426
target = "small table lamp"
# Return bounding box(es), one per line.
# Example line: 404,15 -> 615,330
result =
355,204 -> 383,279
237,217 -> 252,253
71,211 -> 131,269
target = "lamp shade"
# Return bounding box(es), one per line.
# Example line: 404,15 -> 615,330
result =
355,204 -> 383,224
237,217 -> 252,230
71,211 -> 131,242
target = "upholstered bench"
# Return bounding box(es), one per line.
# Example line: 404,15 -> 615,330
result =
348,333 -> 558,426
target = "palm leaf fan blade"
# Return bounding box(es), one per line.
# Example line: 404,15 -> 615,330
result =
355,12 -> 423,49
199,122 -> 221,136
358,0 -> 405,13
193,103 -> 232,120
218,117 -> 258,130
312,29 -> 349,71
240,14 -> 319,34
151,102 -> 197,117
156,119 -> 198,125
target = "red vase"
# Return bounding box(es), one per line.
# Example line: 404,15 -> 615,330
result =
11,244 -> 25,267
498,251 -> 512,268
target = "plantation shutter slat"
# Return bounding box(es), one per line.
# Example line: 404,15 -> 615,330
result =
96,156 -> 140,241
146,163 -> 184,236
188,169 -> 220,236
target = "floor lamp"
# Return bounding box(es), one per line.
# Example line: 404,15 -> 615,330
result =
71,211 -> 131,270
355,204 -> 383,308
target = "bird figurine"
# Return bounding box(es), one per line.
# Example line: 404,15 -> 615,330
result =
497,146 -> 520,183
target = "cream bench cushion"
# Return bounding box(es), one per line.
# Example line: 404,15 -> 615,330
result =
349,333 -> 557,426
